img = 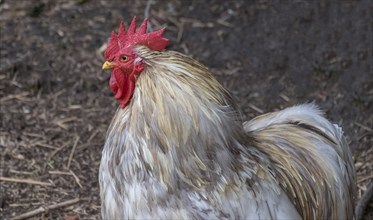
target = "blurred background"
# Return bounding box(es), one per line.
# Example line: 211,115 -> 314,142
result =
0,0 -> 371,219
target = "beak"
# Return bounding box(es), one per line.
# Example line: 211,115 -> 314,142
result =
102,61 -> 115,70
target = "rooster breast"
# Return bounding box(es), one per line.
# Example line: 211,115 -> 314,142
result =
99,106 -> 302,219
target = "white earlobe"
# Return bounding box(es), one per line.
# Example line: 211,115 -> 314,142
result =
134,57 -> 143,64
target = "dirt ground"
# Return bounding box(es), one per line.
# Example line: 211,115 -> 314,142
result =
0,0 -> 372,219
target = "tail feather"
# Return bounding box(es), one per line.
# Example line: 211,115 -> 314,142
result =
244,103 -> 356,219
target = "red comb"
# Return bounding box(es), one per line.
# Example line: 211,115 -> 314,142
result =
104,17 -> 169,60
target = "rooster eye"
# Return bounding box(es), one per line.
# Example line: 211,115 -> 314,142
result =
120,56 -> 129,62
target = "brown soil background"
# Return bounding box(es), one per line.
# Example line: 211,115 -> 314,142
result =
0,0 -> 372,219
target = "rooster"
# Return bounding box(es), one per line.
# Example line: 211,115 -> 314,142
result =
99,17 -> 356,219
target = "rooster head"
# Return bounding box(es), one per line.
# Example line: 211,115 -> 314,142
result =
102,17 -> 169,108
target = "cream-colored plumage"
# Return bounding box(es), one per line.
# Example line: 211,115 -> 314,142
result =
99,45 -> 356,219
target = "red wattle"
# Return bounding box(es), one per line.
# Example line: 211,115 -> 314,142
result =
110,68 -> 138,108
109,72 -> 119,95
120,79 -> 135,108
113,68 -> 125,99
